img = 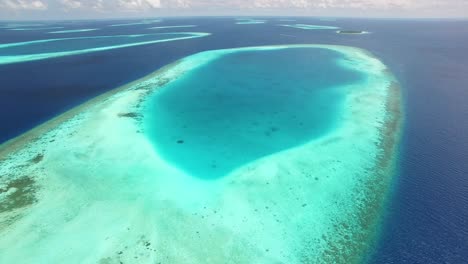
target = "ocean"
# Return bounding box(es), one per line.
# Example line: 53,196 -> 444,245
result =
1,17 -> 467,262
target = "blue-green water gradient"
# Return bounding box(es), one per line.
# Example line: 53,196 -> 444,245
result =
145,48 -> 365,179
0,33 -> 199,55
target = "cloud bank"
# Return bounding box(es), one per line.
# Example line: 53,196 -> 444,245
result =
1,0 -> 47,10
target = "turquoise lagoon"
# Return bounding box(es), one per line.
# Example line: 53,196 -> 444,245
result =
0,45 -> 400,263
145,48 -> 364,179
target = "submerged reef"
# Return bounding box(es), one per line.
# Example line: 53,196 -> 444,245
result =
279,24 -> 339,30
0,45 -> 402,263
48,28 -> 99,34
109,20 -> 162,27
0,23 -> 45,29
6,27 -> 64,31
337,30 -> 370,35
235,18 -> 267,24
0,32 -> 210,65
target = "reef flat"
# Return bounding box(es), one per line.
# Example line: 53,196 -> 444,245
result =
0,45 -> 401,263
0,32 -> 210,65
0,23 -> 45,29
109,20 -> 162,27
235,18 -> 267,24
279,24 -> 339,30
7,27 -> 64,31
48,28 -> 99,34
337,30 -> 370,35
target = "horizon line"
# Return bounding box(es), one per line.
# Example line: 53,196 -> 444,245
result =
1,15 -> 467,22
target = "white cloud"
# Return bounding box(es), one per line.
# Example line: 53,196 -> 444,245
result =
92,0 -> 103,10
0,0 -> 47,10
162,0 -> 191,8
118,0 -> 161,10
224,0 -> 416,9
158,0 -> 461,11
55,0 -> 163,11
60,0 -> 81,9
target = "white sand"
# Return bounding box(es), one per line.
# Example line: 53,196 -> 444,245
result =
0,45 -> 402,264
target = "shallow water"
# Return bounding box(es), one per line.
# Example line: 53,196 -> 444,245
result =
0,45 -> 396,263
145,48 -> 364,179
1,17 -> 467,263
0,32 -> 210,65
0,33 -> 193,55
279,24 -> 340,30
49,29 -> 98,34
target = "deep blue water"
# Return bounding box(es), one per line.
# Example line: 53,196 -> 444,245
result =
145,48 -> 363,179
1,17 -> 467,262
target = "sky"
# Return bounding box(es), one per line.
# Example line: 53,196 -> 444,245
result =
0,0 -> 467,20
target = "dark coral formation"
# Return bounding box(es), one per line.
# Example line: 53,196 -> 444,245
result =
0,176 -> 37,214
